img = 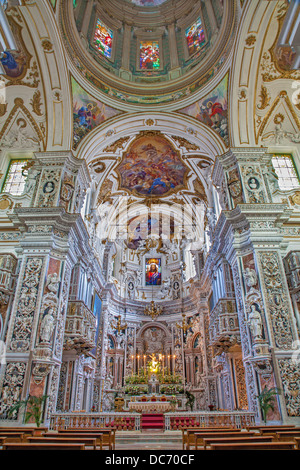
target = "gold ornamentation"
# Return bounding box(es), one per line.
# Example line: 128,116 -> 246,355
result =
171,136 -> 199,151
245,35 -> 256,46
176,314 -> 189,333
110,315 -> 127,334
104,136 -> 130,153
41,39 -> 53,52
257,85 -> 271,110
30,90 -> 43,116
144,301 -> 163,320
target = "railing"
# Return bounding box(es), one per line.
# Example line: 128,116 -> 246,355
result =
64,301 -> 97,353
49,410 -> 255,432
49,412 -> 141,431
164,411 -> 256,431
209,298 -> 240,351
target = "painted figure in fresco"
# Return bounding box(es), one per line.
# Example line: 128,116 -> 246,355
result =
206,100 -> 226,126
0,50 -> 26,78
117,135 -> 187,197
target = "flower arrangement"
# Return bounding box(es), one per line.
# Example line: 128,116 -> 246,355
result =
125,385 -> 148,395
160,385 -> 184,395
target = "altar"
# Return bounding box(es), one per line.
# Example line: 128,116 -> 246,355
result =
128,401 -> 172,413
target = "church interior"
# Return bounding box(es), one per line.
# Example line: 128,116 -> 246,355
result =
0,0 -> 300,451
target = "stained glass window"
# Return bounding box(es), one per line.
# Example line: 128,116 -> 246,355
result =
145,258 -> 162,285
185,17 -> 206,56
272,154 -> 300,190
140,41 -> 160,70
130,0 -> 168,5
93,19 -> 113,59
2,159 -> 28,195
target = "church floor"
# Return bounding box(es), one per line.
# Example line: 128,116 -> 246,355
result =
115,430 -> 183,450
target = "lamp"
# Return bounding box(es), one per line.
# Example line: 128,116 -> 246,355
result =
144,300 -> 163,320
110,314 -> 127,334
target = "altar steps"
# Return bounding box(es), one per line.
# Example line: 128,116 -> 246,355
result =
141,413 -> 164,429
115,430 -> 182,450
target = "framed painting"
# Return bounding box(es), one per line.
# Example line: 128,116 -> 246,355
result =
145,258 -> 162,286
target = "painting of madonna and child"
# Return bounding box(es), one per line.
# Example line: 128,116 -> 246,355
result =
116,134 -> 189,197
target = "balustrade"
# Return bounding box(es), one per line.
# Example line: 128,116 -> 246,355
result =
64,300 -> 97,354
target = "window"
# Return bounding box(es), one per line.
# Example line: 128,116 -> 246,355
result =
272,154 -> 300,190
139,41 -> 160,70
2,159 -> 29,195
93,19 -> 113,59
185,17 -> 206,56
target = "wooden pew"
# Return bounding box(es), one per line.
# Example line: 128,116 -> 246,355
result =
57,428 -> 114,449
209,441 -> 297,450
0,432 -> 26,443
246,425 -> 296,434
0,427 -> 48,439
183,427 -> 240,450
273,431 -> 300,442
193,431 -> 257,450
45,432 -> 104,450
201,435 -> 275,450
27,436 -> 98,450
293,437 -> 300,450
3,442 -> 86,450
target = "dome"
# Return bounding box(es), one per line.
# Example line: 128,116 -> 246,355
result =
60,0 -> 237,107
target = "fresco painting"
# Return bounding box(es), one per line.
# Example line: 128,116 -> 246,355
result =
116,134 -> 188,197
72,77 -> 121,148
126,214 -> 175,250
178,74 -> 229,145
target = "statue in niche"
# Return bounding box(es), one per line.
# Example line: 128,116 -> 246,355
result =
40,306 -> 56,343
247,304 -> 263,341
46,272 -> 60,295
243,267 -> 258,289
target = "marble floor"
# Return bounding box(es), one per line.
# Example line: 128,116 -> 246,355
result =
114,430 -> 183,450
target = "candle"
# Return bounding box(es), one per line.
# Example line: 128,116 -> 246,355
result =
131,355 -> 134,375
143,355 -> 146,373
137,355 -> 140,375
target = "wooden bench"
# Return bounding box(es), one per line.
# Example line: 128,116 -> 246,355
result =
182,427 -> 240,450
27,436 -> 98,450
201,435 -> 275,450
246,425 -> 296,434
0,432 -> 26,443
45,432 -> 104,450
193,431 -> 257,450
58,428 -> 114,449
293,437 -> 300,449
2,442 -> 85,450
209,441 -> 297,450
273,431 -> 300,441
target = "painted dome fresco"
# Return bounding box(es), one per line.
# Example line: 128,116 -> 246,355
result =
60,0 -> 237,107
